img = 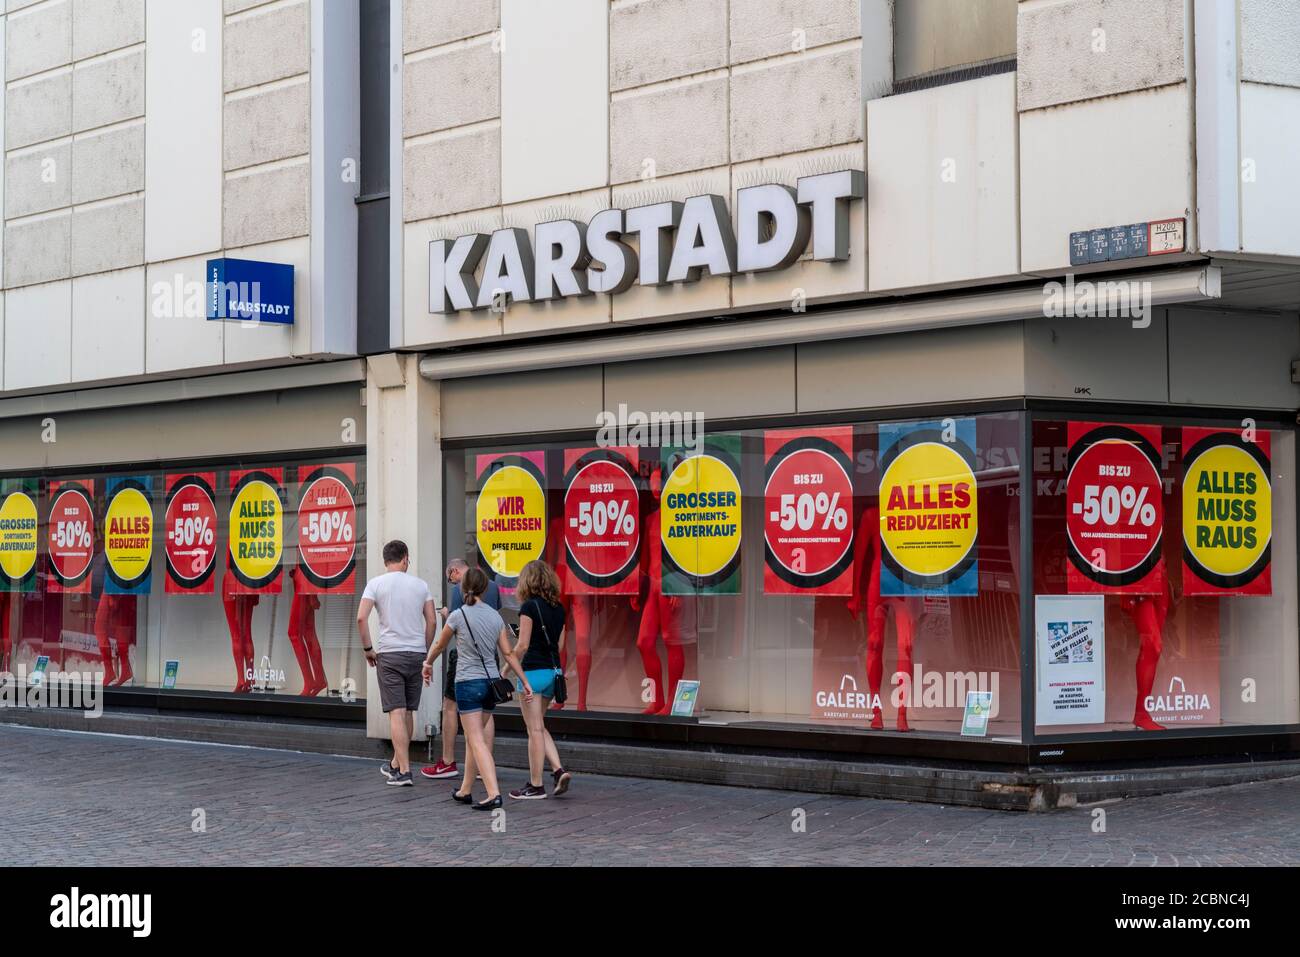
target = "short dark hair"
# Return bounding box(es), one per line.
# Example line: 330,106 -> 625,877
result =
382,540 -> 409,565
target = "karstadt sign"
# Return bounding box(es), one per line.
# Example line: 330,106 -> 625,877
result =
429,170 -> 864,313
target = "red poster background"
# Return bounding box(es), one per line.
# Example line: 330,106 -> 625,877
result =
1066,422 -> 1164,594
764,427 -> 855,595
562,447 -> 640,595
227,467 -> 284,595
47,479 -> 95,594
1181,428 -> 1272,597
295,463 -> 358,594
164,473 -> 218,594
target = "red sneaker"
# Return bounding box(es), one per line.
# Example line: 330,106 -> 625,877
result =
420,761 -> 459,780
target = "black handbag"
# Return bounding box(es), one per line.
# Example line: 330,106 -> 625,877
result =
530,599 -> 568,705
460,608 -> 514,704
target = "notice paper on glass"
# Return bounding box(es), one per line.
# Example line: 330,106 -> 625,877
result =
960,690 -> 994,736
1035,595 -> 1106,725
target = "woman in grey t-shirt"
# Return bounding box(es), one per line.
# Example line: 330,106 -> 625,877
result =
423,567 -> 531,810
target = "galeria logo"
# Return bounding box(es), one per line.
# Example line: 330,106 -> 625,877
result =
50,887 -> 151,938
1144,676 -> 1212,722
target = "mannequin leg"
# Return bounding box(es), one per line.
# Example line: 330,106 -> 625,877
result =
636,592 -> 665,713
94,597 -> 118,687
894,605 -> 916,732
114,612 -> 134,687
239,598 -> 257,683
224,598 -> 249,692
656,595 -> 685,716
1131,599 -> 1167,731
572,595 -> 592,711
865,603 -> 887,730
304,615 -> 327,696
287,625 -> 313,694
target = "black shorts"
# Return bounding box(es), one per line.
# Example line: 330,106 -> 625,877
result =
377,652 -> 425,713
442,648 -> 458,701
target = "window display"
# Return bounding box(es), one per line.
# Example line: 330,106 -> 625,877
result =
447,412 -> 1023,739
0,454 -> 366,701
1032,418 -> 1297,734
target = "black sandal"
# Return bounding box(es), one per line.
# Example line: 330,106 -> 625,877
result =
451,789 -> 473,804
472,794 -> 503,811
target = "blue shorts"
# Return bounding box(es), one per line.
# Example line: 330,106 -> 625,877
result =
516,668 -> 558,699
454,679 -> 497,715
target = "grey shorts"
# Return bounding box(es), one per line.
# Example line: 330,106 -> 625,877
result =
377,652 -> 425,713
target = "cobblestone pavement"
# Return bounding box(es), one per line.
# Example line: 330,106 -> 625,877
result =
3,724 -> 1298,866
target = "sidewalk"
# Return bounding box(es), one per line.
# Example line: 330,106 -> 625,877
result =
2,724 -> 1298,866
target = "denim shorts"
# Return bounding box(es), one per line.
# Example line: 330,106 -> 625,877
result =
454,678 -> 497,715
516,668 -> 558,699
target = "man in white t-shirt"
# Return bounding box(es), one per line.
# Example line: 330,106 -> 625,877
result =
358,540 -> 437,787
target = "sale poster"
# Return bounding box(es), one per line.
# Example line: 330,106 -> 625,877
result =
1035,594 -> 1106,725
296,463 -> 358,594
104,476 -> 153,595
1181,428 -> 1271,596
47,479 -> 95,594
164,473 -> 218,594
0,479 -> 39,593
1065,422 -> 1163,594
660,436 -> 743,596
562,447 -> 640,594
475,452 -> 546,591
877,418 -> 979,596
763,427 -> 854,595
228,468 -> 284,595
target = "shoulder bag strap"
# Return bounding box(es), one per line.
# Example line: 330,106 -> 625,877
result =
529,599 -> 561,671
458,607 -> 501,680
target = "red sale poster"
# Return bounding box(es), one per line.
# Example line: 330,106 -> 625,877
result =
48,479 -> 95,594
1181,428 -> 1271,596
1066,422 -> 1164,594
764,427 -> 855,595
228,468 -> 284,595
295,463 -> 358,594
562,447 -> 640,595
165,473 -> 218,594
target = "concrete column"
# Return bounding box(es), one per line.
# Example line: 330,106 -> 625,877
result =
364,353 -> 443,740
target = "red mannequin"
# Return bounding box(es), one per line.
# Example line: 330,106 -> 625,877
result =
551,512 -> 595,712
0,591 -> 11,674
631,468 -> 686,715
222,560 -> 259,693
846,504 -> 918,732
288,566 -> 327,697
1121,561 -> 1172,731
93,592 -> 136,686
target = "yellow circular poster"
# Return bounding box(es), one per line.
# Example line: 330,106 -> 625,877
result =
104,482 -> 153,588
476,464 -> 546,579
0,490 -> 39,585
879,441 -> 979,584
230,475 -> 283,587
1183,438 -> 1271,591
661,454 -> 743,581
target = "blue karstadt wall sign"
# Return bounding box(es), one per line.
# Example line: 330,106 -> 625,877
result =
206,258 -> 295,324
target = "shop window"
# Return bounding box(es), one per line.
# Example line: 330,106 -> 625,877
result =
893,0 -> 1018,89
445,412 -> 1024,741
0,455 -> 367,701
1031,419 -> 1299,735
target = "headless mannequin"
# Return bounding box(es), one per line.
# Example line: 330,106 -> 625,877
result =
288,566 -> 327,697
632,468 -> 685,715
222,558 -> 259,693
0,590 -> 10,674
846,505 -> 918,732
1121,560 -> 1171,731
550,515 -> 592,710
93,592 -> 136,686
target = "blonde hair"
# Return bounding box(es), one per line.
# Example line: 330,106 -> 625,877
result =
515,559 -> 562,605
